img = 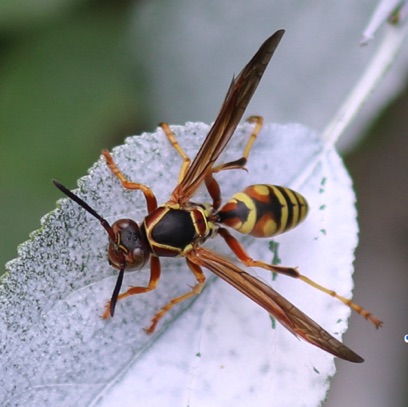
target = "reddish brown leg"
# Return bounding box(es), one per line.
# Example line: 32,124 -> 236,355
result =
211,115 -> 263,173
204,173 -> 222,211
102,256 -> 161,319
102,149 -> 158,213
144,257 -> 206,334
160,122 -> 191,184
218,227 -> 383,328
204,116 -> 264,210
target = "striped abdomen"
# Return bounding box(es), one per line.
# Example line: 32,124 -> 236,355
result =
217,184 -> 308,238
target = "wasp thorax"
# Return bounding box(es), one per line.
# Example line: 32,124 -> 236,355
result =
108,219 -> 150,270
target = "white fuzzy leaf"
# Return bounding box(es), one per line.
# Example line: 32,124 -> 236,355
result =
0,122 -> 358,407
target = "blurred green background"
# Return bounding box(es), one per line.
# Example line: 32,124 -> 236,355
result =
1,0 -> 400,271
1,1 -> 407,406
0,1 -> 151,271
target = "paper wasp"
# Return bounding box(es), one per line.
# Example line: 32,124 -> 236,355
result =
53,30 -> 382,363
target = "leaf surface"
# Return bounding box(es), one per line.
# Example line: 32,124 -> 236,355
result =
0,122 -> 358,407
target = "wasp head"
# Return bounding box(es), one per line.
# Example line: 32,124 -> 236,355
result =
108,219 -> 150,270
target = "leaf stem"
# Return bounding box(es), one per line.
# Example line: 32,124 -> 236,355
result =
322,24 -> 408,148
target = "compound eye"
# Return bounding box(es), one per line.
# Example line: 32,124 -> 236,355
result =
108,219 -> 149,270
131,247 -> 146,267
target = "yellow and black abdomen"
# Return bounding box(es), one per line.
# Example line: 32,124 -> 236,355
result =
217,184 -> 308,238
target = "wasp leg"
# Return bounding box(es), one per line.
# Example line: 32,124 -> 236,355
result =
203,116 -> 264,211
102,256 -> 161,319
160,122 -> 191,184
211,115 -> 263,173
241,115 -> 263,160
102,149 -> 157,213
217,227 -> 383,328
204,173 -> 222,211
144,257 -> 206,334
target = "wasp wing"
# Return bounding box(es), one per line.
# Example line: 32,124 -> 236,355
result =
188,247 -> 364,363
171,30 -> 285,204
